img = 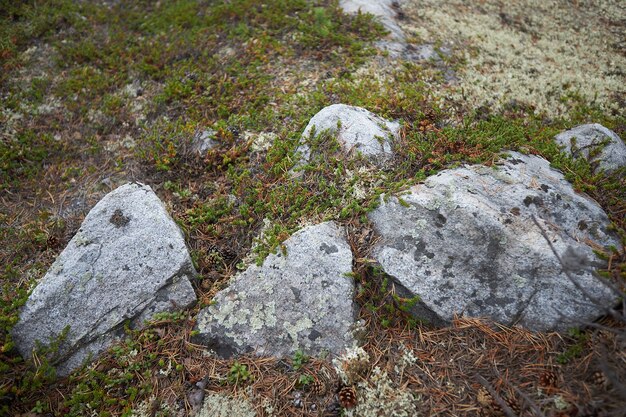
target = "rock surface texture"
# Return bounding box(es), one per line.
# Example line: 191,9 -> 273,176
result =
194,222 -> 357,358
339,0 -> 443,61
368,152 -> 618,331
296,104 -> 399,166
555,123 -> 626,173
191,128 -> 219,155
12,183 -> 197,375
340,0 -> 405,41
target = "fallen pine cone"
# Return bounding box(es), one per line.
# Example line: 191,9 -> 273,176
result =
591,370 -> 609,388
311,378 -> 328,396
539,369 -> 559,391
338,386 -> 357,409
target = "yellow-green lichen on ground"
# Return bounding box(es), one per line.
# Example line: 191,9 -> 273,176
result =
402,0 -> 626,117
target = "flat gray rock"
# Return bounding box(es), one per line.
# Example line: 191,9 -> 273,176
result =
555,123 -> 626,173
296,104 -> 399,167
368,152 -> 618,331
194,222 -> 356,358
12,183 -> 197,375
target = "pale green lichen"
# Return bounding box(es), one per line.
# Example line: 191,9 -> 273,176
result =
345,367 -> 418,417
402,0 -> 626,117
197,392 -> 256,417
283,317 -> 314,349
250,302 -> 276,330
333,346 -> 370,385
130,395 -> 177,417
394,345 -> 418,375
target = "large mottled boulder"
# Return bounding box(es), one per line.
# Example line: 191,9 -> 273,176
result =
368,152 -> 618,331
555,124 -> 626,173
12,183 -> 197,375
194,222 -> 357,358
296,104 -> 399,167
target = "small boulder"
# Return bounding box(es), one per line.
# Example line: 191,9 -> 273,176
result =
340,0 -> 405,41
191,129 -> 219,155
12,183 -> 197,375
194,222 -> 357,358
340,0 -> 446,63
368,152 -> 618,331
296,104 -> 399,167
555,124 -> 626,173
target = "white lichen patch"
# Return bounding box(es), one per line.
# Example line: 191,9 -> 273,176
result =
131,395 -> 177,417
394,344 -> 418,375
197,392 -> 257,417
244,131 -> 278,152
402,0 -> 626,117
344,367 -> 418,417
333,346 -> 370,385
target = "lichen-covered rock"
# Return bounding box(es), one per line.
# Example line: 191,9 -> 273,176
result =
194,222 -> 356,358
368,152 -> 618,331
555,123 -> 626,173
296,104 -> 399,167
12,183 -> 197,375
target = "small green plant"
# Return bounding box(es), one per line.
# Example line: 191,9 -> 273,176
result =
292,349 -> 309,371
557,328 -> 589,364
297,373 -> 314,387
228,361 -> 253,385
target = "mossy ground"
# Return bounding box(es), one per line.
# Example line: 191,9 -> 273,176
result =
1,0 -> 625,416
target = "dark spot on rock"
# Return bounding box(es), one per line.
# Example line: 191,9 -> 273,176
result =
540,184 -> 549,192
523,196 -> 533,207
504,218 -> 513,224
155,292 -> 169,302
442,281 -> 454,290
510,207 -> 521,216
435,213 -> 447,227
414,239 -> 435,260
123,265 -> 130,271
523,195 -> 543,207
321,280 -> 330,289
578,220 -> 588,230
290,286 -> 302,303
169,243 -> 173,249
319,243 -> 338,254
391,236 -> 408,251
435,231 -> 444,240
508,158 -> 524,165
110,209 -> 130,228
308,329 -> 322,341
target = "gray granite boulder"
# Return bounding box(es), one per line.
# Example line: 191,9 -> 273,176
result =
555,124 -> 626,173
12,183 -> 197,375
368,152 -> 618,331
194,221 -> 357,358
296,104 -> 399,167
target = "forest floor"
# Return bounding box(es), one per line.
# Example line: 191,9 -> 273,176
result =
1,0 -> 625,416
